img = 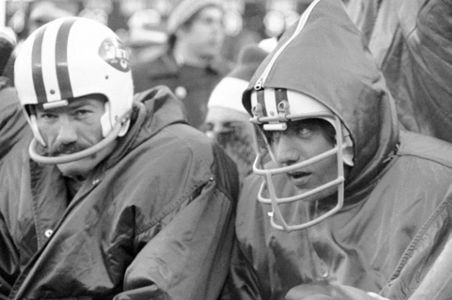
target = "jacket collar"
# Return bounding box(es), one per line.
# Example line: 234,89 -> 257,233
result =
104,86 -> 188,169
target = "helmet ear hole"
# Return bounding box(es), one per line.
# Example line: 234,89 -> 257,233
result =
118,119 -> 131,137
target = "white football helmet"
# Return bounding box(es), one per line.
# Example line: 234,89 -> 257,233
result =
14,17 -> 133,164
250,88 -> 354,231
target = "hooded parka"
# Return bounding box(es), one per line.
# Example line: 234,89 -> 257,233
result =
223,0 -> 452,299
0,86 -> 239,300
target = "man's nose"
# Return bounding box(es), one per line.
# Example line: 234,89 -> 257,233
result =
55,117 -> 78,144
273,134 -> 300,166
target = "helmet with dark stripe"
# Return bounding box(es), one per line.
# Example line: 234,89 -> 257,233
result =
14,16 -> 133,164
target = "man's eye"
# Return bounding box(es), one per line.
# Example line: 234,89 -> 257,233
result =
38,113 -> 57,120
297,127 -> 313,137
293,122 -> 315,137
74,110 -> 90,118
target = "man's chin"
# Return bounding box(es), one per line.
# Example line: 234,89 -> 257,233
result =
56,158 -> 94,179
292,184 -> 338,204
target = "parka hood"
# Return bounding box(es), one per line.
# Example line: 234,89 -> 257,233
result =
243,0 -> 399,200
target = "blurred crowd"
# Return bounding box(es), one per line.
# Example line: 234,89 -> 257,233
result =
2,0 -> 452,138
1,0 -> 312,131
1,0 -> 307,64
1,0 -> 452,299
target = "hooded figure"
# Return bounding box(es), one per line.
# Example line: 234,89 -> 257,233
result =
223,0 -> 452,299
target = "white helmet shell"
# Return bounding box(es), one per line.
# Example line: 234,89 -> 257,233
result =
14,16 -> 133,144
250,88 -> 353,166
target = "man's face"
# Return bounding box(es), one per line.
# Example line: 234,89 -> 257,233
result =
35,95 -> 115,179
265,119 -> 337,198
180,6 -> 225,60
204,107 -> 256,180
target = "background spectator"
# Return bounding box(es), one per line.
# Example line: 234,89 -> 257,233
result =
204,44 -> 270,184
132,0 -> 231,129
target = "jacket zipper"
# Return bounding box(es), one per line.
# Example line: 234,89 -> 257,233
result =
253,0 -> 322,91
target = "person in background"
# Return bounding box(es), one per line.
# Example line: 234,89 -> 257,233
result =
223,0 -> 452,299
127,9 -> 168,65
0,27 -> 17,82
204,44 -> 270,184
0,16 -> 238,300
132,0 -> 231,129
0,26 -> 28,164
28,0 -> 75,33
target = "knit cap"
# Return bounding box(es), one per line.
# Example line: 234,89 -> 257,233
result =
167,0 -> 223,34
207,44 -> 270,114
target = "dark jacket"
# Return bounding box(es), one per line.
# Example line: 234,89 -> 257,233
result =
0,86 -> 239,299
224,0 -> 452,299
0,78 -> 29,164
132,51 -> 230,129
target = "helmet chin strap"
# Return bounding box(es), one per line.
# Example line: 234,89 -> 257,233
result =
28,114 -> 129,165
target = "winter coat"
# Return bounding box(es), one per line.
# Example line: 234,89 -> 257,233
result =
223,0 -> 452,299
0,86 -> 239,300
131,51 -> 230,129
346,0 -> 452,143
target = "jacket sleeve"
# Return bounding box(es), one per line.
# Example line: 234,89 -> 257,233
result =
0,84 -> 29,162
408,236 -> 452,300
0,213 -> 20,299
381,188 -> 452,300
114,146 -> 239,300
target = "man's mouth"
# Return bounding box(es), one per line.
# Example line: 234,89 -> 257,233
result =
50,145 -> 87,156
288,171 -> 311,187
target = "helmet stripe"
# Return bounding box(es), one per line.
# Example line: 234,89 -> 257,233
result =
275,88 -> 288,107
263,89 -> 278,116
31,27 -> 47,103
55,18 -> 76,100
256,89 -> 267,116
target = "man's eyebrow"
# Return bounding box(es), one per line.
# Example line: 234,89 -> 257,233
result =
68,100 -> 93,109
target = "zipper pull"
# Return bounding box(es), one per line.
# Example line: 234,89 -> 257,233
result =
254,78 -> 264,90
